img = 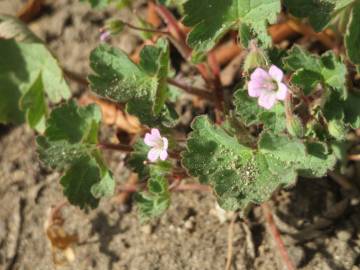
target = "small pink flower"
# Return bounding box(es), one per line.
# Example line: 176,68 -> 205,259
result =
100,30 -> 111,42
144,128 -> 168,162
248,65 -> 288,109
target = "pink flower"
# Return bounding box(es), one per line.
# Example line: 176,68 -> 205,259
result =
248,65 -> 288,109
144,128 -> 168,162
100,30 -> 111,42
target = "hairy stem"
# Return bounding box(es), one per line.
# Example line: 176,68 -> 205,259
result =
98,142 -> 181,159
123,21 -> 170,35
167,78 -> 213,100
261,203 -> 296,270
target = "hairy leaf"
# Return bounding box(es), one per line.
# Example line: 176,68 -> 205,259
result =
234,89 -> 286,133
135,164 -> 171,222
182,116 -> 297,210
0,25 -> 70,130
183,0 -> 281,52
89,39 -> 177,127
345,2 -> 360,64
284,0 -> 354,31
284,45 -> 347,98
37,101 -> 114,209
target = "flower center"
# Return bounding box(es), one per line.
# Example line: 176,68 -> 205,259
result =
263,79 -> 277,92
154,138 -> 164,149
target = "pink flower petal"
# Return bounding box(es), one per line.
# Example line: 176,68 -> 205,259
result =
100,31 -> 111,42
159,150 -> 168,161
162,137 -> 168,150
248,80 -> 263,97
148,148 -> 161,162
269,65 -> 283,82
144,133 -> 157,147
276,83 -> 288,100
151,128 -> 161,138
258,92 -> 277,109
250,68 -> 270,82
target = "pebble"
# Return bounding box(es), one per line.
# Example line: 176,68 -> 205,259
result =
288,245 -> 305,267
209,203 -> 234,224
336,230 -> 352,242
140,224 -> 152,235
184,217 -> 196,232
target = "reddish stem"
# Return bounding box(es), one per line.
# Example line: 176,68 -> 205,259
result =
167,78 -> 213,100
97,142 -> 133,153
117,183 -> 211,193
261,203 -> 296,270
208,51 -> 224,123
154,3 -> 192,58
98,142 -> 181,159
124,21 -> 170,35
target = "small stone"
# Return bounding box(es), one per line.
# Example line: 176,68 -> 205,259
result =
336,230 -> 352,241
184,217 -> 196,232
210,203 -> 234,224
140,224 -> 152,235
288,245 -> 305,267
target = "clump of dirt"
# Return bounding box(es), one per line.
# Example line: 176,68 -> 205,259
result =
1,1 -> 360,270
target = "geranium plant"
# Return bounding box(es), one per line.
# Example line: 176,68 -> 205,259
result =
1,0 -> 360,227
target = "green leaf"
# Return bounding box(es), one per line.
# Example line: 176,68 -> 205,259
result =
81,0 -> 132,9
36,137 -> 90,170
297,142 -> 336,177
234,88 -> 286,133
183,116 -> 337,209
324,91 -> 360,129
135,164 -> 171,222
291,69 -> 323,95
182,116 -> 296,210
0,14 -> 41,42
60,156 -> 101,209
283,45 -> 322,72
128,139 -> 150,179
258,132 -> 336,177
284,45 -> 347,98
183,0 -> 281,52
89,39 -> 177,127
44,100 -> 101,143
37,101 -> 114,209
283,0 -> 335,31
345,2 -> 360,64
258,132 -> 307,164
80,0 -> 112,9
19,74 -> 47,132
343,92 -> 360,128
0,28 -> 71,129
91,170 -> 115,198
283,0 -> 354,31
0,74 -> 24,124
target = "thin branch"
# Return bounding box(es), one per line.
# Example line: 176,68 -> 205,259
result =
167,78 -> 213,100
225,214 -> 237,270
154,3 -> 191,58
123,21 -> 170,35
348,154 -> 360,161
208,51 -> 224,123
63,67 -> 213,101
327,170 -> 355,191
117,182 -> 211,193
261,203 -> 296,270
97,142 -> 133,153
98,142 -> 181,159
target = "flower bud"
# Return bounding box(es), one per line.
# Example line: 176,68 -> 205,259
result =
286,115 -> 304,137
104,19 -> 125,35
328,120 -> 346,140
243,41 -> 268,73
